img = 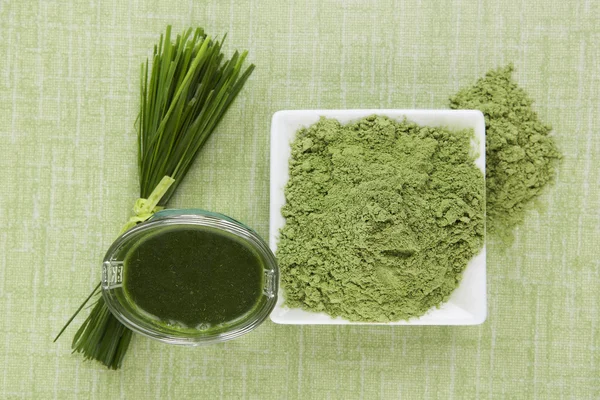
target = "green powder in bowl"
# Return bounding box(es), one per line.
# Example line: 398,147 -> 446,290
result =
275,115 -> 485,322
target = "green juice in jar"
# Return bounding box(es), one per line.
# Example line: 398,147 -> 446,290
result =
122,226 -> 265,331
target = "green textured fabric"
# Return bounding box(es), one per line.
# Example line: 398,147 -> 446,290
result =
0,0 -> 598,398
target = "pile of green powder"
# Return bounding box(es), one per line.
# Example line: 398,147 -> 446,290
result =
277,116 -> 485,321
450,65 -> 561,240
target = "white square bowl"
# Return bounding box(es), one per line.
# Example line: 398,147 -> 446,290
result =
269,109 -> 486,325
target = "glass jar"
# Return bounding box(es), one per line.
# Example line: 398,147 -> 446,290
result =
101,209 -> 278,345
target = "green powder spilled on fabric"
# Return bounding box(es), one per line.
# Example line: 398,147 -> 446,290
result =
277,116 -> 484,321
449,65 -> 561,241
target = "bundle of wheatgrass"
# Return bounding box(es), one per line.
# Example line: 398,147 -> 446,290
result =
55,26 -> 254,369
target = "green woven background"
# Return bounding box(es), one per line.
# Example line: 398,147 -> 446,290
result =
1,0 -> 598,398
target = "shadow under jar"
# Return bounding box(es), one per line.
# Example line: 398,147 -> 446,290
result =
102,209 -> 278,345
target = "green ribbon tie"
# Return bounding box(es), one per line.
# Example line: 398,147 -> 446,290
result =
119,175 -> 176,235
